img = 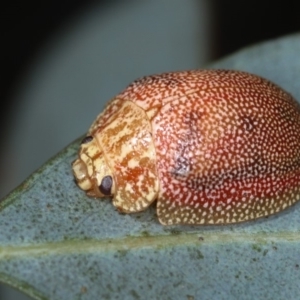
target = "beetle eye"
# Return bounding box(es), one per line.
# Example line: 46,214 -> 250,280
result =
99,175 -> 113,195
81,136 -> 93,144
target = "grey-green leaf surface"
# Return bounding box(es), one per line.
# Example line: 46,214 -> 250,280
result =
1,33 -> 300,300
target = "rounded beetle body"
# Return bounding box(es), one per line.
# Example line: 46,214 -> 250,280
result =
72,70 -> 300,225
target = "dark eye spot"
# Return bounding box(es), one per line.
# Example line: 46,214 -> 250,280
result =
81,136 -> 93,144
99,176 -> 113,195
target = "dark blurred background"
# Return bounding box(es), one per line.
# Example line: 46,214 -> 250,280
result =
1,0 -> 300,299
2,0 -> 300,122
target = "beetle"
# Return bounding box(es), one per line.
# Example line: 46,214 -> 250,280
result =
72,69 -> 300,225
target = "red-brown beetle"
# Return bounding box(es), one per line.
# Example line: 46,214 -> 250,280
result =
72,70 -> 300,225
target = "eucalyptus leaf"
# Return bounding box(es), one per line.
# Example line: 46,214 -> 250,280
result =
1,33 -> 300,300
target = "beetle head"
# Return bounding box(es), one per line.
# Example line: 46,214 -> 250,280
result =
72,136 -> 115,197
